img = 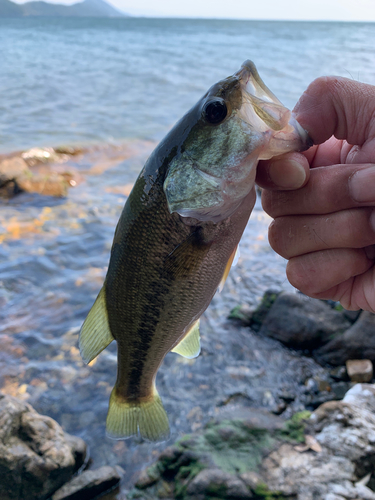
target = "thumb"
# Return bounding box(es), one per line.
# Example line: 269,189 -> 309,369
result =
294,76 -> 375,146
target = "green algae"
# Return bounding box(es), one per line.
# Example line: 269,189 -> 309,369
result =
228,304 -> 251,322
174,461 -> 205,499
229,290 -> 280,327
202,420 -> 275,474
128,411 -> 309,499
254,482 -> 288,500
276,411 -> 311,443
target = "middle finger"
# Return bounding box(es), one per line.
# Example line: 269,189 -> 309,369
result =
262,163 -> 375,218
269,207 -> 375,259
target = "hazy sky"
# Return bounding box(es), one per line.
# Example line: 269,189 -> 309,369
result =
12,0 -> 375,21
113,0 -> 375,21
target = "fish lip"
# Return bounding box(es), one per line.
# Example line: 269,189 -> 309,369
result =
237,60 -> 313,155
237,60 -> 284,108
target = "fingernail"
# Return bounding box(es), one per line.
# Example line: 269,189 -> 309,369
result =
269,159 -> 306,189
350,166 -> 375,202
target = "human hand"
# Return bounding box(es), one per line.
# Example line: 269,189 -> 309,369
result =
256,76 -> 375,312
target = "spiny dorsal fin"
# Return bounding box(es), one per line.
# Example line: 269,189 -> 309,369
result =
79,286 -> 114,364
171,319 -> 200,359
218,245 -> 239,293
106,385 -> 170,442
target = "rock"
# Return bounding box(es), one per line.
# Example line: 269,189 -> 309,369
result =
51,465 -> 124,500
186,468 -> 250,498
0,156 -> 30,181
16,172 -> 69,197
330,366 -> 349,381
346,359 -> 373,383
258,292 -> 351,350
343,383 -> 375,413
0,394 -> 87,500
316,311 -> 375,365
229,288 -> 281,330
21,147 -> 62,166
0,148 -> 80,198
64,433 -> 89,474
128,384 -> 375,500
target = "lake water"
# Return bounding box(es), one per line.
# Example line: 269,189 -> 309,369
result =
2,18 -> 375,153
1,17 -> 375,497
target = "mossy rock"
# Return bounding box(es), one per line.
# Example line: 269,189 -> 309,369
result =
254,482 -> 288,499
276,411 -> 311,443
129,411 -> 309,499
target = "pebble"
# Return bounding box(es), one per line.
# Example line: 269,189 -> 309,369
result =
346,359 -> 373,383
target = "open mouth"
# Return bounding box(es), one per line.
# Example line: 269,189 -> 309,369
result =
237,60 -> 312,156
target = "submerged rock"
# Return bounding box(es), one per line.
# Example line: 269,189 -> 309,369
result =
0,393 -> 87,500
127,384 -> 375,500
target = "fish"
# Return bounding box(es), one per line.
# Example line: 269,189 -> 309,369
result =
79,60 -> 311,442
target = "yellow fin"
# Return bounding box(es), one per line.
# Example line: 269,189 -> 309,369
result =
106,386 -> 170,442
79,286 -> 114,364
218,245 -> 239,293
171,319 -> 200,359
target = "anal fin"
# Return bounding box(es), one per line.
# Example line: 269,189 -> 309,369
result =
79,285 -> 114,364
218,245 -> 239,293
171,319 -> 201,359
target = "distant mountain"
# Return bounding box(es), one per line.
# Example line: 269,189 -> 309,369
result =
0,0 -> 126,17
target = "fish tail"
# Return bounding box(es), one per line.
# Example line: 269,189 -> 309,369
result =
106,386 -> 170,442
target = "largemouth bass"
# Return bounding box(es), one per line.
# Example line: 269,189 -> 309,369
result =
79,60 -> 311,442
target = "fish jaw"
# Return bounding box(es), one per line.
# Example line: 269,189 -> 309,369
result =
237,60 -> 312,158
163,60 -> 311,223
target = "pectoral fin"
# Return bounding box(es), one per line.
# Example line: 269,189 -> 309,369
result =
218,245 -> 239,293
164,229 -> 212,280
172,319 -> 201,359
79,286 -> 114,364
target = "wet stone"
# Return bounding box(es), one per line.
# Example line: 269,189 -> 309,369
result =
51,465 -> 124,500
0,394 -> 87,500
258,292 -> 351,350
316,311 -> 375,365
0,156 -> 30,180
186,468 -> 251,498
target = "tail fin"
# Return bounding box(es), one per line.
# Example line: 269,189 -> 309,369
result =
106,386 -> 170,442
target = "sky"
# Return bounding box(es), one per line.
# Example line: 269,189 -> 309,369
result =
12,0 -> 375,21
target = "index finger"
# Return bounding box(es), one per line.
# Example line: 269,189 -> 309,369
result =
294,76 -> 375,146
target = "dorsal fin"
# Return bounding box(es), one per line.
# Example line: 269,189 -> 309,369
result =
218,245 -> 239,293
171,319 -> 201,359
79,286 -> 114,364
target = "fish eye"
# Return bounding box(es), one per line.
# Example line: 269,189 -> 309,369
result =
204,99 -> 228,124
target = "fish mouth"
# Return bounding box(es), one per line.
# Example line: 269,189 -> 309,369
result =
236,60 -> 312,157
